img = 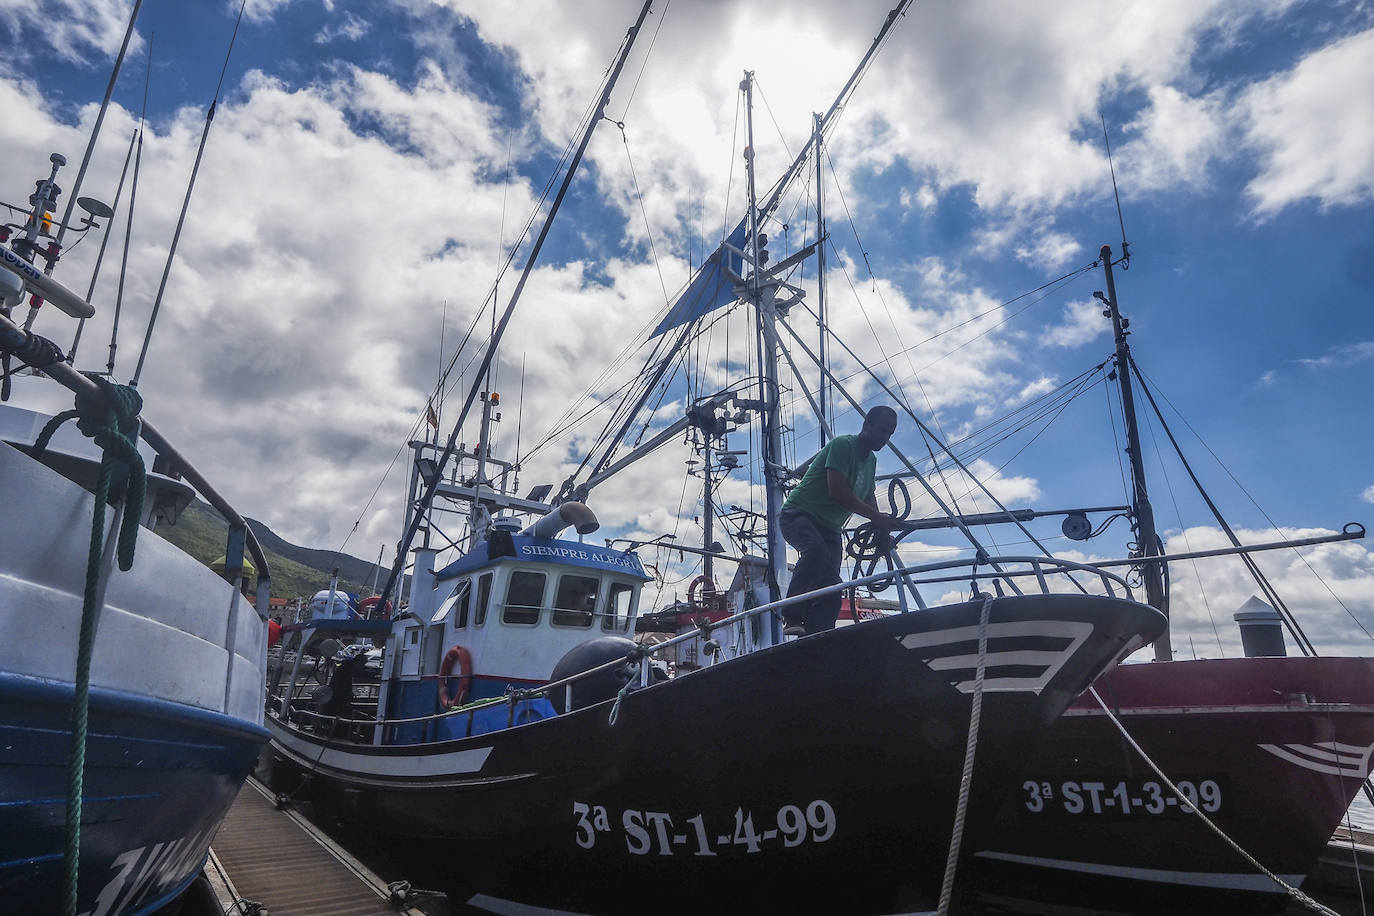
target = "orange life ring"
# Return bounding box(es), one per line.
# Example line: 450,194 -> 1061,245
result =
687,575 -> 718,611
438,645 -> 473,709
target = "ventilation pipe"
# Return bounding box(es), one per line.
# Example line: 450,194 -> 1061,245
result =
521,502 -> 600,540
1233,595 -> 1286,658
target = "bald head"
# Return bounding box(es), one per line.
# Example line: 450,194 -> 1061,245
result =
859,406 -> 897,452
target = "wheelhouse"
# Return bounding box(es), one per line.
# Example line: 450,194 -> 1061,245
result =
378,534 -> 650,739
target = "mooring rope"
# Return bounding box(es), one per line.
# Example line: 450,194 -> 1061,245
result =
937,591 -> 994,915
1089,687 -> 1340,916
32,375 -> 146,916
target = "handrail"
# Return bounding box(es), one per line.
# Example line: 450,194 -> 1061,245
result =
268,553 -> 1135,734
0,313 -> 272,602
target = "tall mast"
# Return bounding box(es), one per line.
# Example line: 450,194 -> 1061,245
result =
1099,244 -> 1170,660
375,0 -> 655,617
742,72 -> 788,603
813,112 -> 828,448
702,435 -> 715,584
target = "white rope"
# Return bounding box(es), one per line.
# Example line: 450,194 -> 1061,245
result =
937,592 -> 993,914
1089,686 -> 1340,916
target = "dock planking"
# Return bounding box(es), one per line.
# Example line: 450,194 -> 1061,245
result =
211,777 -> 425,916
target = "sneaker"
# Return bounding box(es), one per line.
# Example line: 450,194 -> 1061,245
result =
782,621 -> 806,638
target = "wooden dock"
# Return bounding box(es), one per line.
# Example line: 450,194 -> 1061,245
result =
208,777 -> 430,916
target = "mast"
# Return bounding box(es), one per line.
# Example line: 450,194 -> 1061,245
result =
742,72 -> 788,604
374,0 -> 655,617
699,432 -> 714,584
813,111 -> 828,447
1099,244 -> 1170,660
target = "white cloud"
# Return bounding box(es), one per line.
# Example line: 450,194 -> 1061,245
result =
1242,27 -> 1374,216
0,0 -> 141,65
1013,230 -> 1083,271
315,11 -> 370,45
1042,299 -> 1107,348
1296,340 -> 1374,371
1160,525 -> 1374,657
7,0 -> 1370,586
1363,485 -> 1374,505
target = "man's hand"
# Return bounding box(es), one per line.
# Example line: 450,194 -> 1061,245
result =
827,469 -> 902,529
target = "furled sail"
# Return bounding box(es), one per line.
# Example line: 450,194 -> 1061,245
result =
650,219 -> 747,337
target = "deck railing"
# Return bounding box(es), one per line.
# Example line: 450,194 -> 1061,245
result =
265,553 -> 1135,737
0,311 -> 272,614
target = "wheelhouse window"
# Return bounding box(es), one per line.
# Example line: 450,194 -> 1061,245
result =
603,582 -> 635,632
475,572 -> 492,626
502,571 -> 546,625
433,579 -> 471,626
552,574 -> 599,628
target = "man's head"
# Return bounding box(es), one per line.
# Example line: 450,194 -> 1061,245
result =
858,406 -> 898,452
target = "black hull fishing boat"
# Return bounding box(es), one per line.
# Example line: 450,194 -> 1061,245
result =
262,5 -> 1167,911
269,590 -> 1162,913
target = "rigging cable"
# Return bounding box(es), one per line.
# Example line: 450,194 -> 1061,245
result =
107,37 -> 154,378
132,0 -> 249,386
1135,363 -> 1374,645
67,126 -> 137,365
1130,358 -> 1325,654
1135,369 -> 1226,655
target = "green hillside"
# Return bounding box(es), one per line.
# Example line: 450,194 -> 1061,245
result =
158,500 -> 378,601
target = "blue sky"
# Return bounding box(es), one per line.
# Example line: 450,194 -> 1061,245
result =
3,0 -> 1372,656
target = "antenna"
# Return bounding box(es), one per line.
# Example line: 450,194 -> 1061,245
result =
132,0 -> 249,386
1100,114 -> 1130,266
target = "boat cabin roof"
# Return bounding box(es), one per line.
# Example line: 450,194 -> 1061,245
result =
434,534 -> 651,582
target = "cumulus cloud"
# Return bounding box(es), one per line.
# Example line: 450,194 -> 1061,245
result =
1363,486 -> 1374,505
1242,27 -> 1374,216
6,0 -> 1371,597
0,0 -> 140,65
315,11 -> 370,45
1042,299 -> 1107,348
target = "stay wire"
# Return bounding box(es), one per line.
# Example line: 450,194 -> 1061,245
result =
1135,370 -> 1226,655
1130,361 -> 1331,652
1135,363 -> 1373,644
611,120 -> 670,304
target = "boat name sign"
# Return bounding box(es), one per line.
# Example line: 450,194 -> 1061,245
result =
519,542 -> 647,574
1020,776 -> 1224,818
573,800 -> 836,856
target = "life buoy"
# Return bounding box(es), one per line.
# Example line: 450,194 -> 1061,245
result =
438,645 -> 473,709
687,575 -> 718,612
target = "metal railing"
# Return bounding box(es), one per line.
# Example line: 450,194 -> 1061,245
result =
264,553 -> 1135,736
0,311 -> 272,614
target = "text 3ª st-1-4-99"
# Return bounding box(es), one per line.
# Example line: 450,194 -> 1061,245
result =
573,801 -> 836,855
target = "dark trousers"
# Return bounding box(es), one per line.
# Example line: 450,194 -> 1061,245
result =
780,508 -> 844,634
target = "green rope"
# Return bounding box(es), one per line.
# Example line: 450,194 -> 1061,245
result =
48,376 -> 145,916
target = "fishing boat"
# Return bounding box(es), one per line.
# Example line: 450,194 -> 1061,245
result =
0,24 -> 273,912
261,4 -> 1169,913
964,244 -> 1374,913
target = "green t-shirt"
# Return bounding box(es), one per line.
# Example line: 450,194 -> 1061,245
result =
782,434 -> 876,532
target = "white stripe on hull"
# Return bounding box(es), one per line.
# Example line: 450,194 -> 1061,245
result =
270,720 -> 492,778
1258,739 -> 1374,778
899,620 -> 1092,694
974,850 -> 1304,891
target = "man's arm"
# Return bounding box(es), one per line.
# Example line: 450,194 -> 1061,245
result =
826,469 -> 900,528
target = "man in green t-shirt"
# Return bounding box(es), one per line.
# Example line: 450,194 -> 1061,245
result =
779,406 -> 900,636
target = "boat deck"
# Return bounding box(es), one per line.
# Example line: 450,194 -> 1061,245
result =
210,777 -> 429,916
